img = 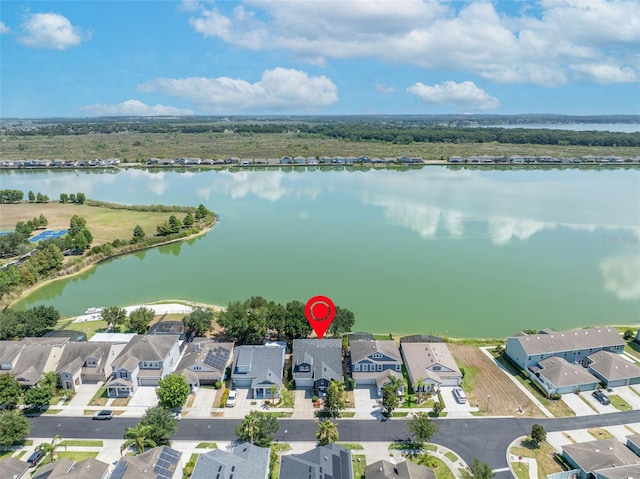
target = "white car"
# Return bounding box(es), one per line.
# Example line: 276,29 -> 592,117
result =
227,389 -> 237,407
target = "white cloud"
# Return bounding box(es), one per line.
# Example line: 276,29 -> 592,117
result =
600,254 -> 640,300
375,83 -> 395,94
19,12 -> 89,50
488,218 -> 549,245
79,99 -> 194,116
407,81 -> 499,110
0,21 -> 10,34
137,68 -> 338,113
185,0 -> 640,87
570,63 -> 638,84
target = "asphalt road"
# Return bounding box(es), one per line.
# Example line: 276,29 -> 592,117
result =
29,411 -> 640,475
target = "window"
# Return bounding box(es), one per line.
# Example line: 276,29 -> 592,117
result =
432,365 -> 441,371
395,364 -> 401,371
353,364 -> 360,372
361,364 -> 368,372
372,353 -> 382,359
377,364 -> 382,371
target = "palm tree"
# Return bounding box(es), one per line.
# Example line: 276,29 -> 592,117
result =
121,424 -> 157,455
316,420 -> 339,446
413,377 -> 425,403
238,412 -> 260,445
386,374 -> 406,397
36,434 -> 63,463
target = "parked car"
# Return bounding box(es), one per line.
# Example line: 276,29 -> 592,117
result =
171,410 -> 182,421
592,390 -> 610,405
453,387 -> 467,404
227,389 -> 237,407
27,450 -> 44,467
92,410 -> 114,420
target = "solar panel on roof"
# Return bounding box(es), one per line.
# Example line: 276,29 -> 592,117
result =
204,347 -> 229,370
110,461 -> 127,479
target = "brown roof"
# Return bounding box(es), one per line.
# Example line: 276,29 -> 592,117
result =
512,328 -> 624,356
55,342 -> 115,376
401,342 -> 461,385
587,351 -> 640,381
594,464 -> 640,479
563,439 -> 640,473
2,456 -> 29,478
112,335 -> 177,372
176,339 -> 234,380
538,357 -> 599,388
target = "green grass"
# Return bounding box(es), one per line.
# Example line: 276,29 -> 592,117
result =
63,319 -> 110,339
89,385 -> 109,406
511,440 -> 564,479
392,411 -> 410,417
59,440 -> 103,447
269,443 -> 291,479
0,450 -> 14,460
461,366 -> 479,392
444,451 -> 458,462
195,442 -> 218,449
39,451 -> 98,467
512,461 -> 530,479
608,394 -> 632,411
410,454 -> 455,479
336,443 -> 364,450
352,454 -> 366,479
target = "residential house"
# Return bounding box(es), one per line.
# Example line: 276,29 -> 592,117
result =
400,341 -> 462,393
292,339 -> 342,396
2,457 -> 29,478
529,357 -> 600,395
587,351 -> 640,388
231,344 -> 285,399
366,460 -> 435,479
279,444 -> 353,479
110,446 -> 182,479
105,335 -> 180,397
56,341 -> 126,391
505,328 -> 625,370
191,442 -> 270,479
595,464 -> 640,479
625,434 -> 640,456
561,439 -> 640,479
349,339 -> 404,395
32,458 -> 109,479
0,337 -> 68,388
175,339 -> 234,391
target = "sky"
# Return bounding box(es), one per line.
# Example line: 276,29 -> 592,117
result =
0,0 -> 639,118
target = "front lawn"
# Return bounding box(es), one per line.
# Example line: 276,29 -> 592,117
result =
39,451 -> 98,467
410,454 -> 455,479
352,454 -> 366,479
510,439 -> 563,479
608,394 -> 632,411
59,440 -> 103,447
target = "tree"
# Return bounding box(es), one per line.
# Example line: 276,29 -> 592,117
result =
128,307 -> 154,334
460,458 -> 495,479
406,412 -> 438,446
218,300 -> 265,345
316,419 -> 339,446
40,371 -> 58,392
413,377 -> 425,402
74,231 -> 87,251
59,193 -> 69,203
182,308 -> 213,337
69,193 -> 76,204
235,411 -> 279,447
323,380 -> 347,419
24,385 -> 53,411
76,193 -> 86,204
195,204 -> 210,220
624,329 -> 636,341
329,306 -> 355,337
0,374 -> 22,409
283,300 -> 311,344
0,409 -> 31,447
43,195 -> 49,203
101,306 -> 128,329
132,225 -> 146,243
382,383 -> 400,416
38,214 -> 48,228
121,424 -> 157,454
156,374 -> 190,410
36,434 -> 63,463
183,212 -> 194,228
139,406 -> 178,445
431,401 -> 444,417
68,215 -> 87,238
28,191 -> 35,202
530,424 -> 546,446
168,215 -> 182,234
265,302 -> 286,340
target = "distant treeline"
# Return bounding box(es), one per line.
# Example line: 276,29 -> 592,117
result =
5,122 -> 639,147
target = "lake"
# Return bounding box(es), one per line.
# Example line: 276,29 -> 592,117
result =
2,166 -> 639,338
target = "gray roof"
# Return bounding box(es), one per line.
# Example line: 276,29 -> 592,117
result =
587,351 -> 640,381
111,335 -> 177,371
626,434 -> 640,451
111,446 -> 182,479
279,444 -> 353,479
33,458 -> 109,479
537,357 -> 600,388
232,345 -> 285,388
563,439 -> 640,473
366,460 -> 435,479
2,456 -> 29,478
176,339 -> 234,381
12,344 -> 54,386
511,328 -> 624,356
191,442 -> 270,479
0,341 -> 25,366
401,342 -> 461,386
55,342 -> 115,376
594,464 -> 640,479
350,340 -> 401,363
292,339 -> 342,383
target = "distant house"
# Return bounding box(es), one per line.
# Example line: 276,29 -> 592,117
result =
586,351 -> 640,388
2,457 -> 29,479
561,439 -> 640,479
505,328 -> 625,370
349,339 -> 404,395
292,339 -> 343,396
366,459 -> 435,479
191,442 -> 270,479
31,458 -> 108,479
105,335 -> 180,397
279,444 -> 353,479
626,434 -> 640,456
448,156 -> 464,163
0,337 -> 68,388
111,446 -> 182,479
400,341 -> 462,393
594,464 -> 640,479
530,357 -> 600,395
231,344 -> 285,399
294,156 -> 306,164
56,341 -> 127,391
280,156 -> 292,165
175,339 -> 234,390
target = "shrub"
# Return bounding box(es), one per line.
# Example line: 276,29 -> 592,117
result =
214,381 -> 222,389
220,388 -> 230,407
312,395 -> 318,403
624,329 -> 636,341
549,393 -> 562,400
347,378 -> 355,391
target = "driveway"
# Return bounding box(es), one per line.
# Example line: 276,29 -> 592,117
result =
612,386 -> 640,410
582,391 -> 617,414
561,393 -> 595,416
440,386 -> 473,417
188,387 -> 218,418
128,386 -> 159,408
291,389 -> 316,419
68,382 -> 103,407
353,385 -> 381,419
223,388 -> 266,419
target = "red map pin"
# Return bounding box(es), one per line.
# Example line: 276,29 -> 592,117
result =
305,295 -> 336,340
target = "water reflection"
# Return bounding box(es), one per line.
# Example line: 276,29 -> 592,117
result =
600,254 -> 640,300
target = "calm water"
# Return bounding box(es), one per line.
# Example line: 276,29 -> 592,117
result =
2,166 -> 639,338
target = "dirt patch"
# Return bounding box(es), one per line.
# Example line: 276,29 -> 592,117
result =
449,345 -> 544,417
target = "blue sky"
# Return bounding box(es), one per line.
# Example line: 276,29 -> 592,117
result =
1,0 -> 639,118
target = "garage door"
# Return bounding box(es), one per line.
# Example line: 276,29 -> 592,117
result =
138,377 -> 159,386
296,379 -> 313,388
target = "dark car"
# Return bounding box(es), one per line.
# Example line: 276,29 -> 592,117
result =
92,410 -> 114,420
27,450 -> 44,467
592,390 -> 611,405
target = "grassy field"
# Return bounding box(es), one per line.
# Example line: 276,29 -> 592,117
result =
0,203 -> 188,246
2,131 -> 639,161
607,394 -> 632,411
510,440 -> 564,479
